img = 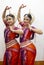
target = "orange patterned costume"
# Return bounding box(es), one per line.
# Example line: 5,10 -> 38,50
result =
3,27 -> 20,65
19,22 -> 36,65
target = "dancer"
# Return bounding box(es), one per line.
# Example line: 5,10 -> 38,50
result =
17,4 -> 43,65
2,6 -> 23,65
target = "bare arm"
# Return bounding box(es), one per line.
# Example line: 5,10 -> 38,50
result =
29,25 -> 43,34
17,7 -> 21,22
2,6 -> 11,21
9,26 -> 23,35
31,28 -> 43,34
17,4 -> 26,22
2,8 -> 6,21
2,8 -> 6,19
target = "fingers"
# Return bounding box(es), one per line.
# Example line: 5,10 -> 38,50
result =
20,4 -> 26,9
22,4 -> 26,8
5,6 -> 11,10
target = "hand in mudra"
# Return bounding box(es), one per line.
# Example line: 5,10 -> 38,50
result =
5,6 -> 11,10
19,4 -> 26,9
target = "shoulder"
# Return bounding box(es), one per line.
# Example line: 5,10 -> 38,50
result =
31,26 -> 36,29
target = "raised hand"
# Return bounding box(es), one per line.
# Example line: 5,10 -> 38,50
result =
19,4 -> 26,9
5,6 -> 11,10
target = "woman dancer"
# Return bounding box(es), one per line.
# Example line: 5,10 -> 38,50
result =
2,6 -> 23,65
17,4 -> 43,65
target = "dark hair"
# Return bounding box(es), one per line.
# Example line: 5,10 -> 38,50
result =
6,14 -> 15,19
24,14 -> 32,20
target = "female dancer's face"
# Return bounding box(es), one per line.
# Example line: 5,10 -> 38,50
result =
6,16 -> 15,26
23,15 -> 31,26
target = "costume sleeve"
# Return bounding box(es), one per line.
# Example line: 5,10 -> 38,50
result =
30,32 -> 34,40
30,26 -> 35,40
32,26 -> 36,29
14,27 -> 19,38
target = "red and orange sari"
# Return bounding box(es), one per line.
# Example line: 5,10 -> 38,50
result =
19,22 -> 36,65
3,27 -> 20,65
